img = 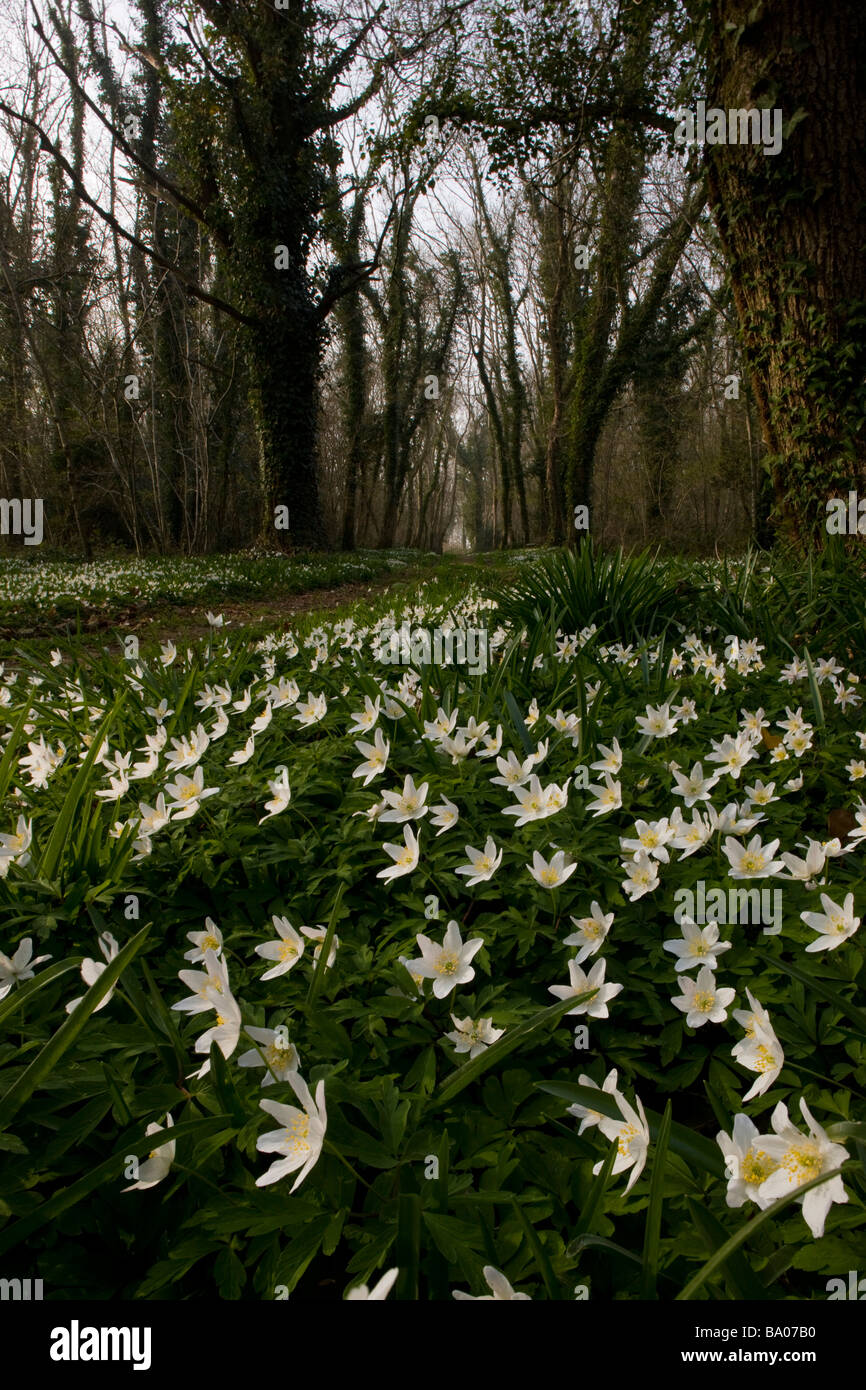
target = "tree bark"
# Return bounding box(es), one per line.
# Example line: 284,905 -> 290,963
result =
701,0 -> 866,543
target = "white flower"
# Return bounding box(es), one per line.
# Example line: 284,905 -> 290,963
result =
440,730 -> 478,763
671,761 -> 719,806
585,773 -> 622,816
635,702 -> 678,739
423,706 -> 458,741
251,702 -> 273,735
671,966 -> 735,1027
662,919 -> 732,972
455,836 -> 503,886
301,924 -> 339,968
260,769 -> 291,822
238,1027 -> 301,1085
445,1014 -> 504,1058
562,903 -> 613,964
453,1266 -> 532,1301
229,735 -> 257,766
731,989 -> 785,1101
0,937 -> 51,999
476,725 -> 503,759
379,773 -> 429,823
345,1268 -> 399,1301
490,749 -> 534,789
776,839 -> 826,884
173,949 -> 232,1015
706,731 -> 758,779
716,1114 -> 779,1209
405,920 -> 484,999
527,848 -> 577,889
501,774 -> 553,825
800,892 -> 860,952
621,850 -> 660,901
722,834 -> 783,878
66,932 -> 120,1014
591,1085 -> 650,1193
548,957 -> 622,1019
294,692 -> 328,726
183,917 -> 223,963
347,696 -> 381,735
757,1100 -> 849,1238
352,729 -> 390,786
0,815 -> 33,867
164,766 -> 219,820
566,1067 -> 621,1134
123,1114 -> 175,1192
255,916 -> 306,979
206,611 -> 226,628
377,825 -> 420,882
190,1000 -> 241,1073
590,739 -> 622,774
164,723 -> 210,772
620,817 -> 673,863
668,810 -> 712,857
255,1073 -> 327,1191
429,796 -> 459,835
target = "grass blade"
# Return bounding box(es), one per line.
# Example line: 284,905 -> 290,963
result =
0,924 -> 150,1131
640,1099 -> 671,1298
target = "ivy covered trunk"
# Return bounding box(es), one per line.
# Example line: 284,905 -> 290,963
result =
703,0 -> 866,544
248,306 -> 325,552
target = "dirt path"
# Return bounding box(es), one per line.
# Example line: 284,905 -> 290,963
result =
3,558 -> 494,651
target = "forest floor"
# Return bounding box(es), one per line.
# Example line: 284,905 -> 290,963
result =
0,550 -> 523,657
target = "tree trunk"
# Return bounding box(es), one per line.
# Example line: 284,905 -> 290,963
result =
248,308 -> 324,550
702,0 -> 866,544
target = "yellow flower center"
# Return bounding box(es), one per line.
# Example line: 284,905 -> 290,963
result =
693,990 -> 716,1012
742,1147 -> 776,1185
436,951 -> 459,975
617,1124 -> 639,1156
267,1043 -> 294,1070
740,853 -> 764,873
781,1141 -> 822,1183
283,1115 -> 311,1155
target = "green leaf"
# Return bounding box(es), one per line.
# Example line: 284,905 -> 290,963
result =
0,1114 -> 232,1257
503,688 -> 535,756
306,881 -> 345,1006
640,1099 -> 671,1298
539,1081 -> 725,1178
685,1197 -> 768,1299
429,992 -> 597,1111
214,1245 -> 246,1299
512,1196 -> 561,1299
676,1164 -> 855,1300
0,957 -> 83,1029
802,648 -> 825,729
568,1233 -> 641,1266
572,1142 -> 617,1240
38,696 -> 125,883
0,698 -> 33,804
0,924 -> 150,1132
771,955 -> 866,1038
